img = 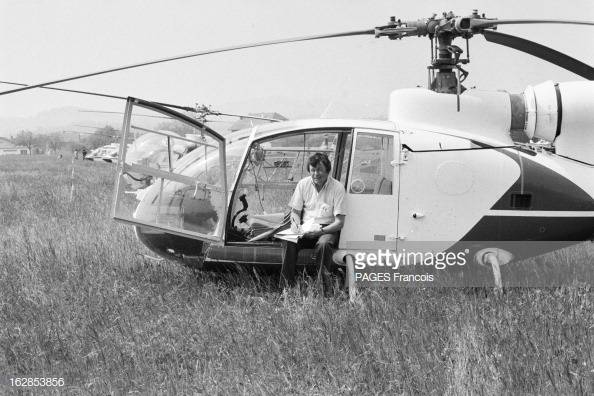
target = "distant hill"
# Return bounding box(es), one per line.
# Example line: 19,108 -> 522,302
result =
0,107 -> 126,138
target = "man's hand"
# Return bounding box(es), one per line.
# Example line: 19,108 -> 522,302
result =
289,208 -> 302,234
290,222 -> 300,234
302,229 -> 323,239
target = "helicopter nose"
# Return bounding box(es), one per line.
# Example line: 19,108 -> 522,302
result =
134,226 -> 207,268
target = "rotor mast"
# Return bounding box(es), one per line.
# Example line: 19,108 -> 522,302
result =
375,11 -> 481,94
431,31 -> 460,93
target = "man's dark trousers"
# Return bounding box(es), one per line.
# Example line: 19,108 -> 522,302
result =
280,233 -> 338,286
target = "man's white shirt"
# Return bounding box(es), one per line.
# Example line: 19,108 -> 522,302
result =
289,176 -> 346,225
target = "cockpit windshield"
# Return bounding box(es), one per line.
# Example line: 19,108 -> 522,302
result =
171,138 -> 246,189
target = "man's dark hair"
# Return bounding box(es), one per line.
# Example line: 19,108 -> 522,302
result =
308,152 -> 331,173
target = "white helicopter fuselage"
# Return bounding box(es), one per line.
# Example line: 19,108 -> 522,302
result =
113,81 -> 594,269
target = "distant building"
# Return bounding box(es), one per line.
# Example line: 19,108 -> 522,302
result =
0,137 -> 30,155
229,112 -> 288,132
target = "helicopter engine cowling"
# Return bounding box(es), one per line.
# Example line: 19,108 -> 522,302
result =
390,82 -> 594,165
522,80 -> 594,164
389,88 -> 515,146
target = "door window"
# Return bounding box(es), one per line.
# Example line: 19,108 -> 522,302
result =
112,98 -> 228,243
349,133 -> 394,195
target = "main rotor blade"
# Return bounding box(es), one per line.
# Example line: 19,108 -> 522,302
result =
79,110 -> 170,119
214,112 -> 282,122
79,109 -> 229,122
482,30 -> 594,80
472,19 -> 594,29
0,80 -> 196,112
0,29 -> 374,96
0,80 -> 126,100
64,130 -> 119,138
0,80 -> 281,122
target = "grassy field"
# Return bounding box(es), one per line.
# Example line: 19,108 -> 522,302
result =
1,155 -> 593,394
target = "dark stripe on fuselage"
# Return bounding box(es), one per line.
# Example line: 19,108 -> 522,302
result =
490,149 -> 594,211
458,214 -> 594,261
461,215 -> 594,242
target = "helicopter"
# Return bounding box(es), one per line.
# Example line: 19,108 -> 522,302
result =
3,11 -> 594,290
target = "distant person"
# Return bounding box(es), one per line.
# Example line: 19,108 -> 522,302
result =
74,149 -> 79,159
82,148 -> 87,160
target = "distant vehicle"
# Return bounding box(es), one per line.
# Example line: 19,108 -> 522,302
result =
85,143 -> 119,162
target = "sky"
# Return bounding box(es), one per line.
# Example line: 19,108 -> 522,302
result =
1,0 -> 593,128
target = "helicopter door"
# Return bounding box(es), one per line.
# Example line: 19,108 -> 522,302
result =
339,130 -> 399,249
112,97 -> 228,244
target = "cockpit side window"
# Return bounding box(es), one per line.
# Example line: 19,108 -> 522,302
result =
349,133 -> 394,195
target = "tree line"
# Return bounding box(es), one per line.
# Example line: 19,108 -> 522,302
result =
11,126 -> 118,154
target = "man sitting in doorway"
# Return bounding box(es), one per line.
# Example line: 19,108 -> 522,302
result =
281,152 -> 346,290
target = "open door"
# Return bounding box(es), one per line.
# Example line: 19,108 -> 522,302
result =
112,97 -> 228,244
339,129 -> 400,249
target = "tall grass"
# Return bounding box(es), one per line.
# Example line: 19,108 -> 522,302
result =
1,156 -> 593,394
